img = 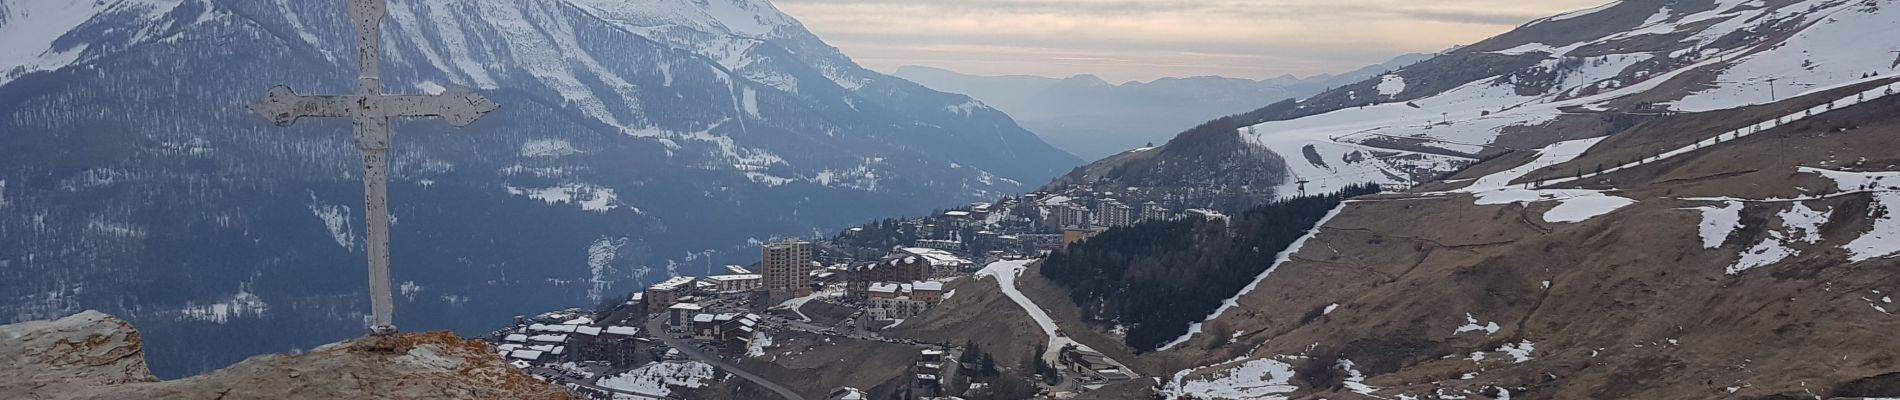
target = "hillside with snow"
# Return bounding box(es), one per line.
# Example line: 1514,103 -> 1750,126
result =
1057,0 -> 1899,211
968,1 -> 1900,398
0,0 -> 1075,378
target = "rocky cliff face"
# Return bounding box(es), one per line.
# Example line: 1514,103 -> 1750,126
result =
1,311 -> 567,400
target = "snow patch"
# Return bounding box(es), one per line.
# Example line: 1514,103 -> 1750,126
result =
1498,340 -> 1536,363
1455,313 -> 1501,336
1846,192 -> 1900,262
1164,357 -> 1297,400
179,283 -> 270,324
307,194 -> 355,251
596,361 -> 717,397
746,330 -> 773,358
1694,201 -> 1745,248
1543,194 -> 1636,223
1340,359 -> 1378,396
507,183 -> 621,212
587,237 -> 628,303
520,139 -> 580,158
1730,202 -> 1834,274
1377,75 -> 1407,97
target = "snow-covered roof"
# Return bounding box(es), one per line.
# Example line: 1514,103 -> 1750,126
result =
868,283 -> 901,294
911,281 -> 944,292
707,274 -> 761,281
944,211 -> 971,217
498,344 -> 523,352
528,334 -> 569,343
561,316 -> 593,325
508,350 -> 544,360
504,334 -> 528,342
529,324 -> 579,333
725,265 -> 752,274
692,314 -> 716,323
650,276 -> 696,291
715,313 -> 738,321
575,326 -> 603,336
899,247 -> 972,266
670,303 -> 703,311
605,326 -> 639,336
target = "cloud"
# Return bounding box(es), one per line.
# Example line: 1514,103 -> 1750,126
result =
774,0 -> 1609,81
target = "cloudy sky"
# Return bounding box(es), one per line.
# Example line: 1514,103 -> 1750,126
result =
774,0 -> 1610,83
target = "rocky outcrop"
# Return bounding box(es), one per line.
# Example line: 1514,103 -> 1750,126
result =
1,311 -> 567,400
0,310 -> 158,388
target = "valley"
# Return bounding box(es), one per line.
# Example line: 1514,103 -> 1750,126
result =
3,0 -> 1900,399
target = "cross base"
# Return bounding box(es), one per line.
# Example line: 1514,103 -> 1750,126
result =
369,324 -> 399,336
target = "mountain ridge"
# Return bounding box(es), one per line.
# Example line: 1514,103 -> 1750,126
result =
0,0 -> 1076,378
891,53 -> 1435,160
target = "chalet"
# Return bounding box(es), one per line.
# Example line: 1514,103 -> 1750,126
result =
897,247 -> 976,274
687,314 -> 715,339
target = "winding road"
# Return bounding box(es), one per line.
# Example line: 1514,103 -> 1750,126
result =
976,259 -> 1141,379
644,316 -> 808,400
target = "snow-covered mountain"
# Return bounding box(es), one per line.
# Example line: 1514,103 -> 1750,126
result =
1057,0 -> 1899,210
0,0 -> 1076,377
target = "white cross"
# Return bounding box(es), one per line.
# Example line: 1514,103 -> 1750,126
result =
248,0 -> 497,336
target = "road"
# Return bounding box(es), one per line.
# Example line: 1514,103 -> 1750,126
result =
644,316 -> 808,400
976,259 -> 1141,379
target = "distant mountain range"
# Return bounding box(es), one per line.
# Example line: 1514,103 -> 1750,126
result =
0,0 -> 1075,378
894,54 -> 1434,160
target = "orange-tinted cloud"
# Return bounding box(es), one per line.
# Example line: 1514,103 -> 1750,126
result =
775,0 -> 1609,82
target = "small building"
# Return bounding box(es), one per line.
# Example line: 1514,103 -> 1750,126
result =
909,281 -> 945,303
705,274 -> 762,294
691,313 -> 719,340
897,247 -> 976,275
667,303 -> 703,328
646,276 -> 698,314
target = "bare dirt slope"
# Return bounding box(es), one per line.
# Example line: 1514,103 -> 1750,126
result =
888,277 -> 1047,371
1,311 -> 567,400
728,332 -> 922,400
1150,87 -> 1900,399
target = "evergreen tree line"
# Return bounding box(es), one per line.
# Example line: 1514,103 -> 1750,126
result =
1039,184 -> 1381,351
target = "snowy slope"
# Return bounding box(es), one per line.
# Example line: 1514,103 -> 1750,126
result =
0,0 -> 182,86
1145,0 -> 1900,199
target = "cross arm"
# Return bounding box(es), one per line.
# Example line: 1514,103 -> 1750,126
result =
248,86 -> 354,127
379,86 -> 500,127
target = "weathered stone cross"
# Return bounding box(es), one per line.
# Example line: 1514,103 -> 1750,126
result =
248,0 -> 497,336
